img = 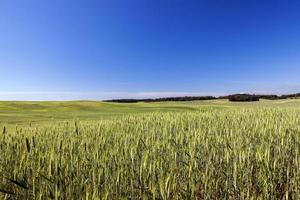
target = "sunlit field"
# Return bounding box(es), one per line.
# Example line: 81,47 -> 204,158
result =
1,99 -> 300,199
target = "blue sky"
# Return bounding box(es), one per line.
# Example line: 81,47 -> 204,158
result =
1,0 -> 300,100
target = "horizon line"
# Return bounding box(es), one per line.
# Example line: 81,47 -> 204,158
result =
0,90 -> 299,101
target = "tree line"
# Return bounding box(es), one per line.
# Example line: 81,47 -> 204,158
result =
104,93 -> 300,103
105,96 -> 216,103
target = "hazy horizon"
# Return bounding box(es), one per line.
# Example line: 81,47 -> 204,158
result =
1,86 -> 300,101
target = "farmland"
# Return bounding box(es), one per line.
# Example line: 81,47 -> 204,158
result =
0,99 -> 299,125
1,99 -> 300,199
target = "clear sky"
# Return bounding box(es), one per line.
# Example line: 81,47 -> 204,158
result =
1,0 -> 300,100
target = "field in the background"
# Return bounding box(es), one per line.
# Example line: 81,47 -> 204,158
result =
0,98 -> 300,125
1,99 -> 300,199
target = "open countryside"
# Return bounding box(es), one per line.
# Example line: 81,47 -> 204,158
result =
1,99 -> 300,199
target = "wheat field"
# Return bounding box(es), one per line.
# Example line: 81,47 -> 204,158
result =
1,104 -> 300,199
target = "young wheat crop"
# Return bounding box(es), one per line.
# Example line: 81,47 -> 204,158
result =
0,108 -> 300,199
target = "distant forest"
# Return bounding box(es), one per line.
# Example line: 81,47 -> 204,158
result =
105,93 -> 300,103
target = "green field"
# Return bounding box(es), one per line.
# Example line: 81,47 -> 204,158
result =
1,99 -> 300,199
1,99 -> 299,125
